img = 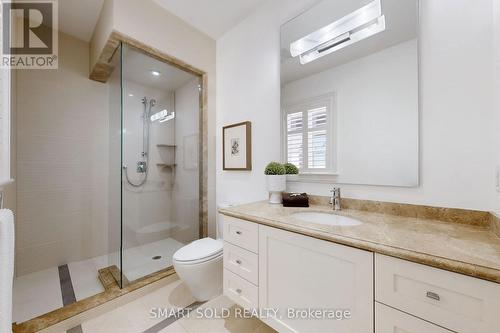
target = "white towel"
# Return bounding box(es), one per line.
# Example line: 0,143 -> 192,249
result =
0,209 -> 14,333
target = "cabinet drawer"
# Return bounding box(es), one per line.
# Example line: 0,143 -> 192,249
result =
224,242 -> 258,285
375,254 -> 500,333
223,269 -> 258,309
222,215 -> 258,253
376,302 -> 452,333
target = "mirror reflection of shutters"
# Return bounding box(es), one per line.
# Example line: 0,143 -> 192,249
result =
307,107 -> 327,169
286,105 -> 328,171
287,111 -> 303,169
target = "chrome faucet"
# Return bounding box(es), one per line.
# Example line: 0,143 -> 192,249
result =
329,187 -> 341,211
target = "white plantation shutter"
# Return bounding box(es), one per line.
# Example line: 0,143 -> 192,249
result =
284,95 -> 334,173
307,106 -> 327,169
308,107 -> 327,128
287,111 -> 303,131
308,130 -> 327,169
287,132 -> 303,168
287,111 -> 303,168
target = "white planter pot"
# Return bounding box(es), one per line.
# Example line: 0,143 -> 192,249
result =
266,175 -> 286,204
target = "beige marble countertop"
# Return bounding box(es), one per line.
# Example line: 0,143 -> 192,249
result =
219,201 -> 500,284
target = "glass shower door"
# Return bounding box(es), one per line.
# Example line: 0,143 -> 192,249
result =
108,43 -> 124,287
119,44 -> 201,285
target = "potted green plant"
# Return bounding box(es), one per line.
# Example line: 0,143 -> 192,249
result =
284,163 -> 299,175
264,162 -> 286,204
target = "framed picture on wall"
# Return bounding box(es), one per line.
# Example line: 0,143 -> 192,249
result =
223,121 -> 252,170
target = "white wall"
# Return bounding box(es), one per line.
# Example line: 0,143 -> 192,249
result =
494,0 -> 500,215
217,0 -> 498,212
216,0 -> 318,206
283,39 -> 418,187
15,32 -> 109,275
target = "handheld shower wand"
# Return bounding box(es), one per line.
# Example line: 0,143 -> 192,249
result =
123,97 -> 155,187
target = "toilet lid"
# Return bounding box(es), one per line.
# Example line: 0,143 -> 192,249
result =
173,238 -> 223,263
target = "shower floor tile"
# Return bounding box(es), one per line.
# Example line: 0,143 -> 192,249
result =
123,238 -> 186,282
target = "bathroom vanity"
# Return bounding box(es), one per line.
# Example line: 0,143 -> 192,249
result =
219,201 -> 500,333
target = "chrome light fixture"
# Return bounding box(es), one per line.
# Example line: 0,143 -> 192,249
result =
159,111 -> 175,123
290,0 -> 386,65
150,109 -> 175,123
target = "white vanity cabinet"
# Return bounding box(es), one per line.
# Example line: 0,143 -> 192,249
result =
222,214 -> 374,333
258,225 -> 374,333
221,214 -> 500,333
375,254 -> 500,333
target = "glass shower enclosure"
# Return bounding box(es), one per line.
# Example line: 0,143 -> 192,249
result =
109,43 -> 202,287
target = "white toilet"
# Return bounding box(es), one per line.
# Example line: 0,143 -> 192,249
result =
172,204 -> 231,301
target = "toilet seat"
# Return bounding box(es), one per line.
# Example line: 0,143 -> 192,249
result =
173,238 -> 223,265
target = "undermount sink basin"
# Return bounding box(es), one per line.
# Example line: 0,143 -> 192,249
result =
292,212 -> 363,226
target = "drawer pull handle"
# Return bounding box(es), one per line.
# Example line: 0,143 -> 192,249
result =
426,291 -> 440,301
236,231 -> 242,235
236,288 -> 242,294
236,260 -> 242,265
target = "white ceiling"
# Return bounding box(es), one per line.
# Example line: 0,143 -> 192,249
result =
152,0 -> 267,38
56,0 -> 266,42
58,0 -> 104,41
122,46 -> 197,92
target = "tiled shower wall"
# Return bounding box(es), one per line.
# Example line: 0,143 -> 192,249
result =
171,78 -> 200,243
121,80 -> 174,250
15,32 -> 109,276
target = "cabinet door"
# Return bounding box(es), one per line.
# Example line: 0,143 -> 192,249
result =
259,225 -> 373,333
376,302 -> 453,333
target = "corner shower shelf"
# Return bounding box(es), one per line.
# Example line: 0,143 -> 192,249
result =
156,144 -> 176,148
156,163 -> 176,169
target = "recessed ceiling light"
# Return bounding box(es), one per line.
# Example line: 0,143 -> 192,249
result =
151,70 -> 161,77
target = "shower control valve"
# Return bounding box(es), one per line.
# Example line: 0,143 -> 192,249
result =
137,161 -> 147,173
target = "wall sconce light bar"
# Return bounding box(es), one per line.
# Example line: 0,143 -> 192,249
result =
290,0 -> 386,65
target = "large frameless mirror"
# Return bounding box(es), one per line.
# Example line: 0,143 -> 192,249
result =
281,0 -> 419,187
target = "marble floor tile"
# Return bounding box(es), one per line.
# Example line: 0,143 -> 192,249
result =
68,258 -> 106,301
47,281 -> 275,333
13,267 -> 63,323
177,296 -> 277,333
80,280 -> 194,333
158,321 -> 188,333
